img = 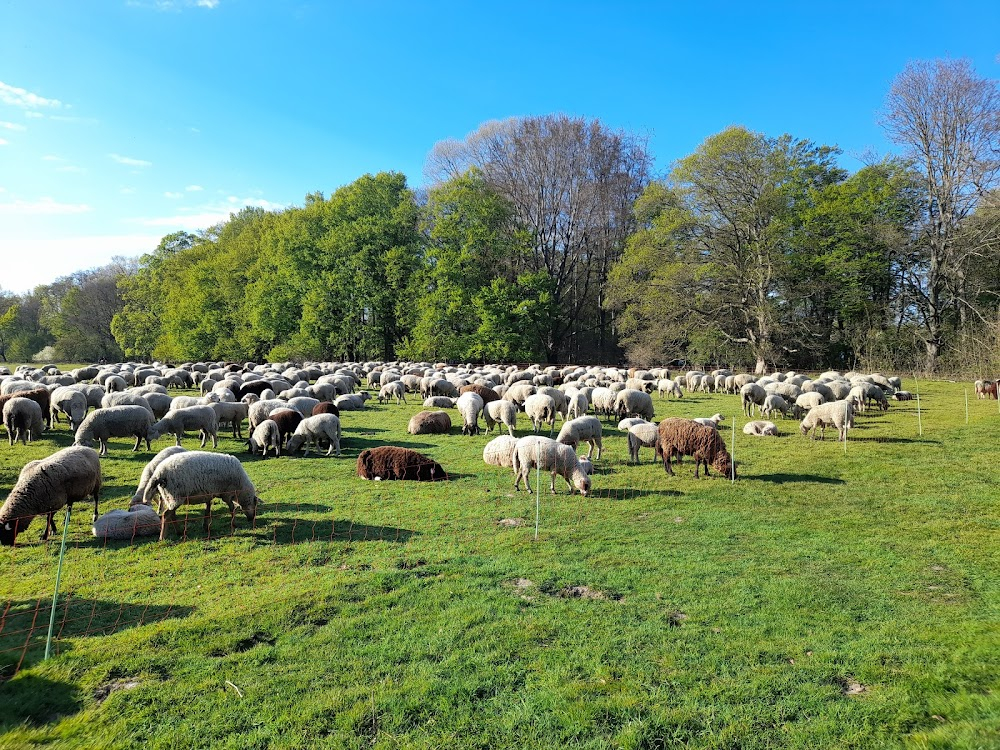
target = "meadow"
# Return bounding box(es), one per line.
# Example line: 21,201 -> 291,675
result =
0,376 -> 998,749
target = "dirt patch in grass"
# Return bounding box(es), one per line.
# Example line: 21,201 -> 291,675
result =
667,611 -> 688,627
557,585 -> 622,601
94,679 -> 140,703
497,518 -> 525,527
838,677 -> 867,696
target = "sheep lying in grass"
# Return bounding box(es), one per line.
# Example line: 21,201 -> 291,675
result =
512,436 -> 591,496
285,414 -> 341,457
743,420 -> 778,437
483,435 -> 518,468
356,446 -> 446,481
422,396 -> 456,409
555,416 -> 603,460
655,418 -> 734,479
143,451 -> 261,541
0,446 -> 102,545
3,397 -> 44,445
92,504 -> 162,539
408,410 -> 452,435
75,405 -> 154,456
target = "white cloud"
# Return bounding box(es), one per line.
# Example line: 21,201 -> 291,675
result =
185,184 -> 203,192
120,187 -> 136,195
138,197 -> 287,231
56,165 -> 86,174
24,111 -> 44,119
0,121 -> 26,131
0,138 -> 7,146
126,0 -> 220,10
0,81 -> 62,109
109,153 -> 152,167
42,154 -> 63,162
0,198 -> 91,215
48,115 -> 99,125
164,191 -> 182,199
195,0 -> 219,7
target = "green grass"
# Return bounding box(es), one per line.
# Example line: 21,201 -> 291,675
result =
1,379 -> 998,749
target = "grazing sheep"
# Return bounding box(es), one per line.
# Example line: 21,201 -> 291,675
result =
483,435 -> 519,468
285,396 -> 321,420
512,436 -> 591,496
655,418 -> 734,478
131,445 -> 188,505
3,397 -> 44,445
692,413 -> 725,430
0,388 -> 52,429
209,401 -> 250,439
285,414 -> 342,457
104,375 -> 128,393
848,383 -> 889,412
614,389 -> 655,422
407,410 -> 452,435
567,391 -> 589,420
657,379 -> 683,399
743,420 -> 778,436
92,504 -> 162,539
456,392 -> 485,436
459,383 -> 500,404
50,386 -> 88,431
0,446 -> 102,545
311,401 -> 341,418
795,392 -> 826,411
101,391 -> 155,416
247,399 -> 289,431
149,405 -> 220,448
800,400 -> 855,441
247,419 -> 282,458
502,382 -> 537,408
484,399 -> 518,437
356,446 -> 446,481
555,416 -> 603,459
74,405 -> 155,456
142,451 -> 261,541
760,394 -> 793,420
521,394 -> 554,433
268,408 -> 304,447
617,417 -> 650,431
378,381 -> 408,405
740,383 -> 767,417
627,421 -> 660,463
590,387 -> 617,419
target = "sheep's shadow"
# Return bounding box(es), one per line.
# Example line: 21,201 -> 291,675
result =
253,517 -> 420,545
846,436 -> 935,444
752,473 -> 847,484
0,674 -> 81,729
589,488 -> 684,499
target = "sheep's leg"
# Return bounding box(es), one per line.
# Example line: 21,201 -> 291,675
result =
133,434 -> 142,451
203,499 -> 213,532
159,510 -> 174,541
174,433 -> 182,447
41,512 -> 55,540
661,448 -> 675,476
550,471 -> 557,495
199,430 -> 207,449
211,431 -> 218,448
100,438 -> 109,456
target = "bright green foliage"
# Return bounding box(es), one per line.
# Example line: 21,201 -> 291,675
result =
471,271 -> 557,362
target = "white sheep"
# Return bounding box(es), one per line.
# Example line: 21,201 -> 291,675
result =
566,391 -> 588,420
75,405 -> 155,456
512,435 -> 591,496
800,400 -> 855,441
0,446 -> 102,545
482,435 -> 519,468
209,401 -> 250,439
132,445 -> 188,505
485,399 -> 518,437
743,420 -> 778,436
149,405 -> 220,448
692,413 -> 725,430
740,383 -> 767,417
92,504 -> 162,539
248,419 -> 282,458
656,379 -> 683,399
142,451 -> 261,541
626,422 -> 660,463
378,381 -> 408,405
614,389 -> 655,421
422,396 -> 456,409
456,392 -> 485,436
555,416 -> 603,459
285,414 -> 342,457
524,393 -> 557,433
50,386 -> 88,432
3,397 -> 44,445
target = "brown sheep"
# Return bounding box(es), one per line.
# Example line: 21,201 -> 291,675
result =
407,410 -> 452,435
459,384 -> 501,404
311,401 -> 341,418
356,446 -> 446,481
0,388 -> 52,429
655,417 -> 734,479
268,408 -> 303,447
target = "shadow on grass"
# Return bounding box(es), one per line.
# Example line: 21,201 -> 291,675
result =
0,596 -> 195,680
0,673 -> 81,729
753,473 -> 847,484
589,488 -> 684,499
256,517 -> 420,545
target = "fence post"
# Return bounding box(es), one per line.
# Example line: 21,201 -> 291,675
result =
534,441 -> 541,541
844,400 -> 849,454
44,505 -> 72,660
965,389 -> 969,425
916,394 -> 923,437
730,418 -> 735,483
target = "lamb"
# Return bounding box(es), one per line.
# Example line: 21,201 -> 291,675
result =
0,388 -> 51,429
657,379 -> 683,399
209,401 -> 250,438
614,388 -> 655,422
799,400 -> 855,441
356,446 -> 446,481
566,391 -> 588,420
92,504 -> 163,540
50,386 -> 88,431
247,419 -> 282,458
760,394 -> 794,420
626,421 -> 660,463
743,420 -> 778,436
131,445 -> 188,505
149,405 -> 220,448
407,410 -> 452,435
3,397 -> 44,445
422,396 -> 456,409
482,435 -> 519,468
692,413 -> 724,430
617,417 -> 650,431
456,392 -> 485,436
555,415 -> 603,459
74,405 -> 155,456
524,393 -> 557,433
142,451 -> 261,541
484,399 -> 518,437
0,446 -> 102,545
511,436 -> 591,496
654,418 -> 734,478
285,414 -> 342,457
740,383 -> 767,417
378,381 -> 408,405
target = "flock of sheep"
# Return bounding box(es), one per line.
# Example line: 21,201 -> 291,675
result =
0,360 -> 912,547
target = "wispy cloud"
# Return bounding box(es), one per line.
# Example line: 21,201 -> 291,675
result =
195,0 -> 219,7
0,138 -> 7,146
24,111 -> 44,119
42,154 -> 64,162
127,0 -> 220,10
0,198 -> 91,215
164,191 -> 183,199
185,184 -> 203,192
139,197 -> 287,230
0,121 -> 26,132
56,165 -> 87,174
109,153 -> 152,167
48,115 -> 99,125
120,187 -> 136,195
0,81 -> 62,109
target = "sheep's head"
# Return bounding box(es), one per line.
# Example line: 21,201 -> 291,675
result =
0,519 -> 18,546
573,471 -> 592,496
714,453 -> 734,479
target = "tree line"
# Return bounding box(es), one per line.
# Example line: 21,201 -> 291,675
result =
2,58 -> 998,373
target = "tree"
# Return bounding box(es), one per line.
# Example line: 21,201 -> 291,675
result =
427,114 -> 651,362
881,58 -> 1000,369
40,263 -> 129,362
0,294 -> 18,362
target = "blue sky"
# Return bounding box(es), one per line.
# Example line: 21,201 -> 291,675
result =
1,0 -> 997,293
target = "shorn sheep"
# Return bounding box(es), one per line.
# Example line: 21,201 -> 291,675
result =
511,436 -> 591,496
555,416 -> 603,460
655,418 -> 734,479
247,419 -> 282,458
149,405 -> 220,449
285,414 -> 342,457
142,451 -> 261,541
627,422 -> 660,463
356,446 -> 446,481
0,446 -> 102,545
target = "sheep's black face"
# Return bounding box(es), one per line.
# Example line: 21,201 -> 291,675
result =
0,520 -> 18,546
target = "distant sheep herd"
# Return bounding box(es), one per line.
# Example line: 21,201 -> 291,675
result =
0,359 -> 954,547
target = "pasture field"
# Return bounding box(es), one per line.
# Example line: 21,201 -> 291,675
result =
0,377 -> 998,749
